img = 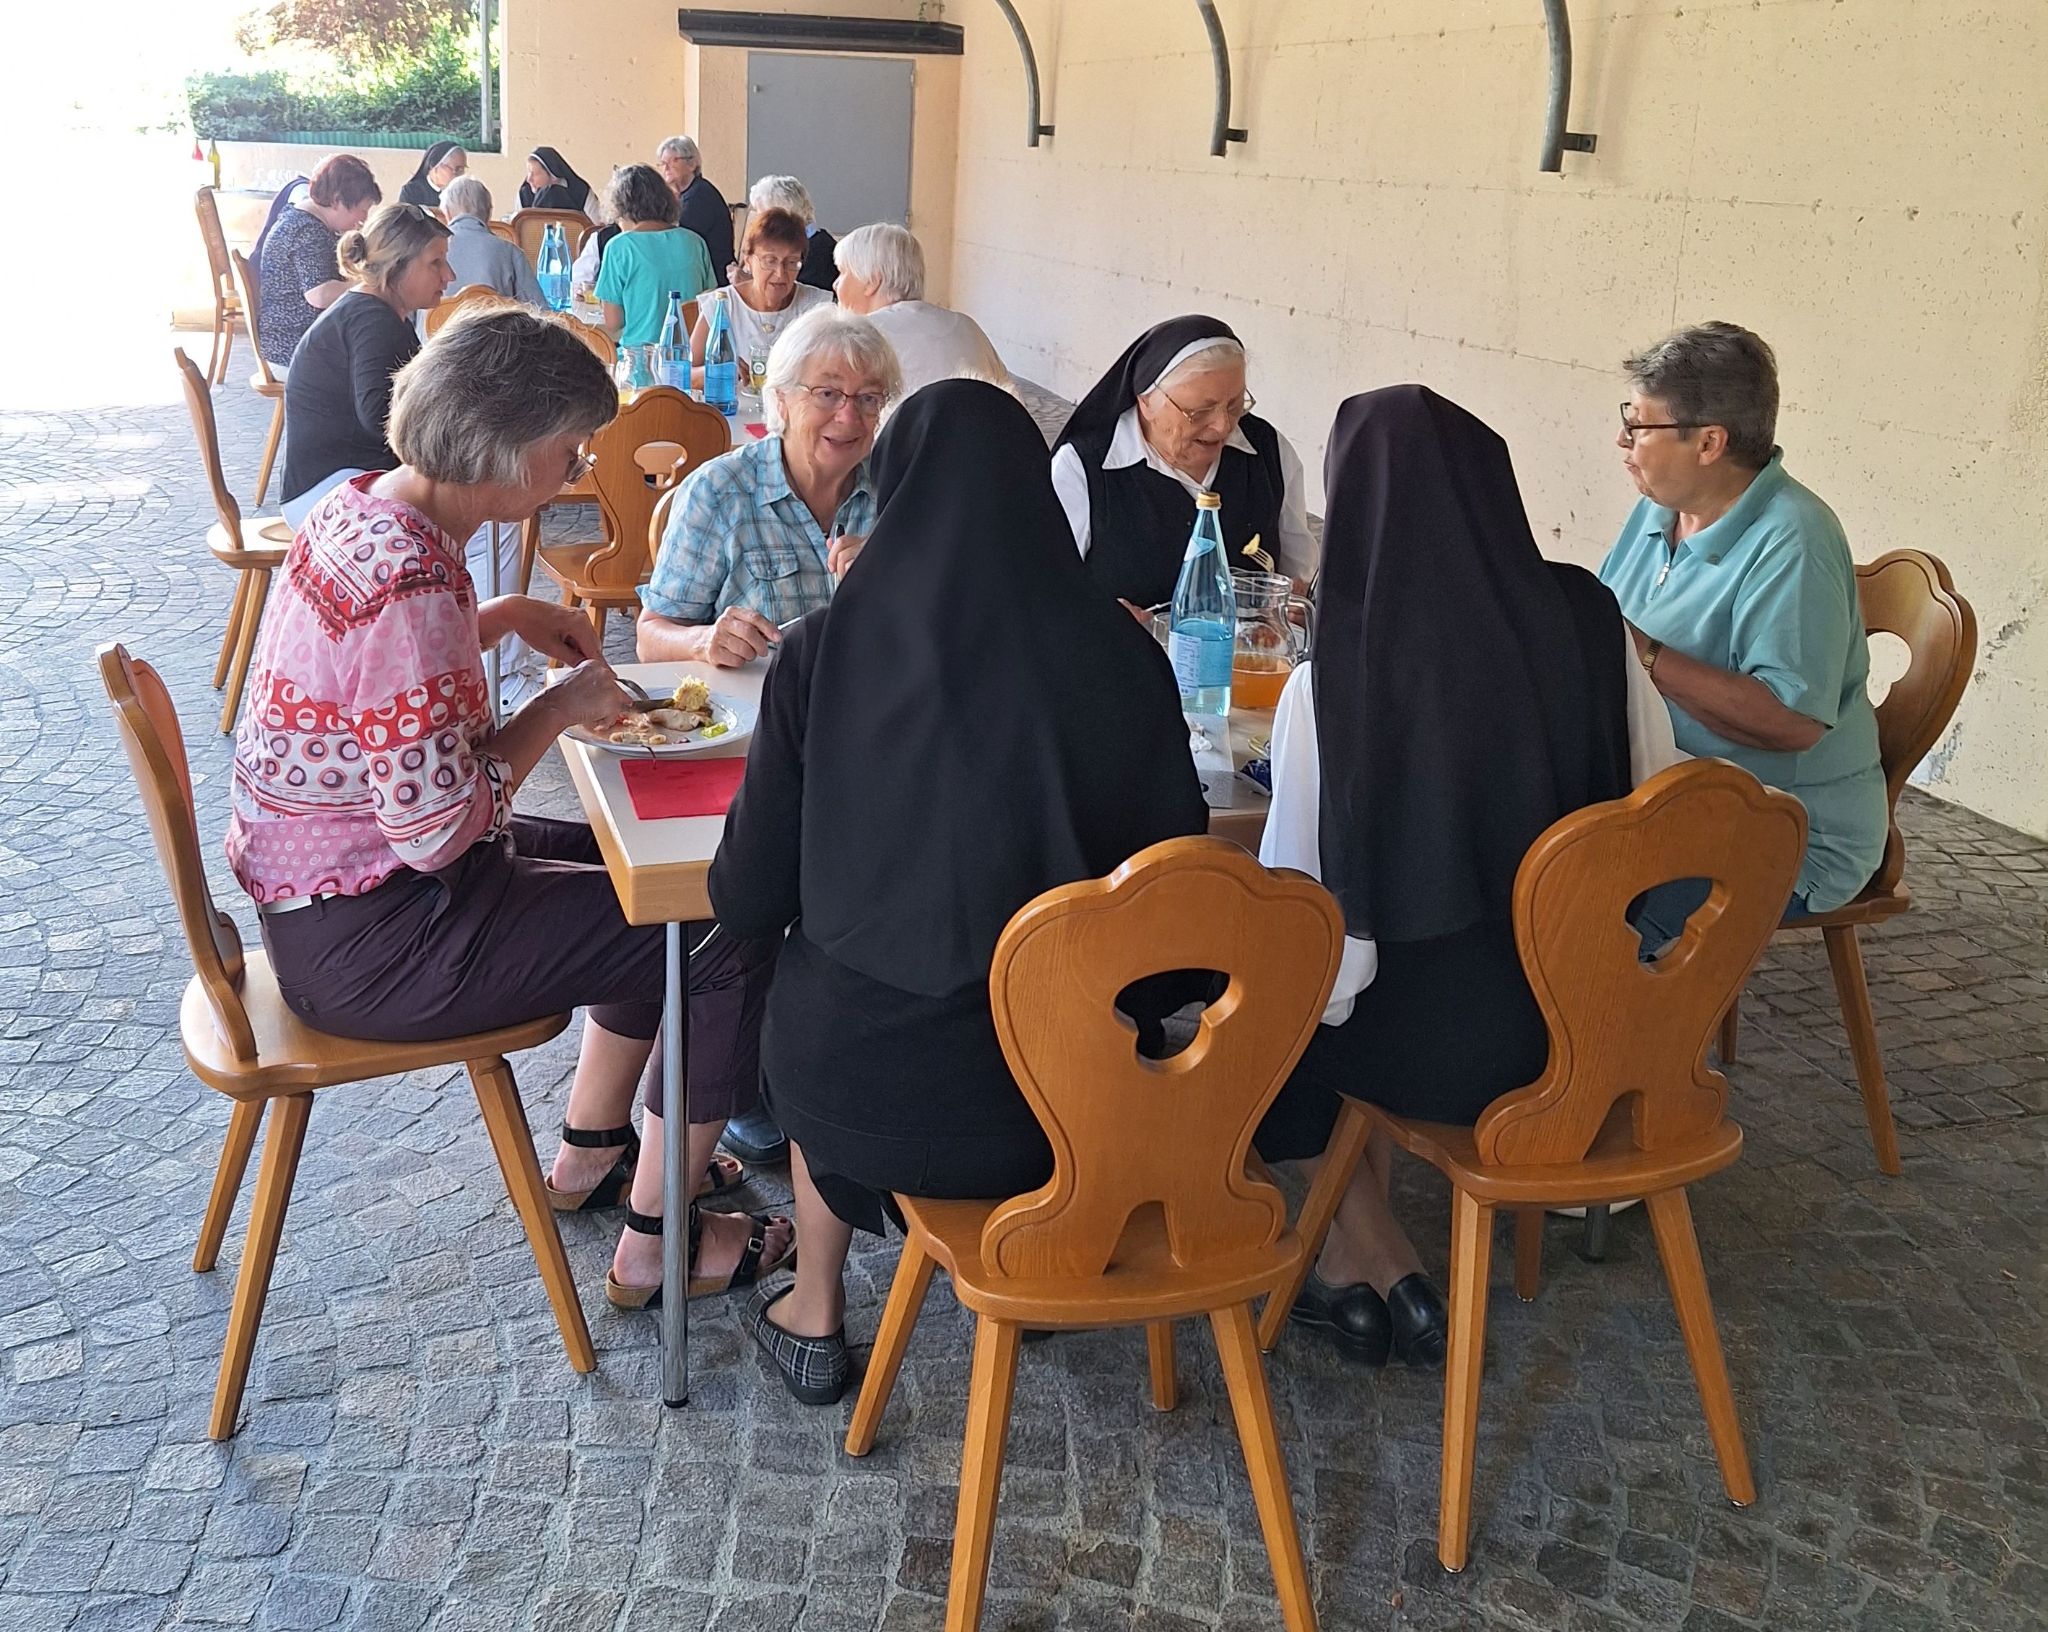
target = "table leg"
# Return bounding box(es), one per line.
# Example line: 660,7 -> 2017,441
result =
661,921 -> 691,1407
484,521 -> 503,726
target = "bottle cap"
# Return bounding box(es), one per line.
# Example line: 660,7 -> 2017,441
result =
670,290 -> 682,299
1196,491 -> 1222,510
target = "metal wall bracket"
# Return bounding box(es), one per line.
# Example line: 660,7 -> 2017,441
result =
989,0 -> 1055,146
1195,2 -> 1249,156
1540,0 -> 1598,171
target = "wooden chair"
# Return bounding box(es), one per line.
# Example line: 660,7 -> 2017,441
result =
846,837 -> 1343,1632
226,250 -> 288,509
99,644 -> 594,1440
488,219 -> 519,245
423,282 -> 518,339
534,387 -> 730,642
510,207 -> 592,266
1261,762 -> 1806,1572
512,314 -> 621,596
194,187 -> 243,385
1719,550 -> 1976,1175
173,348 -> 292,734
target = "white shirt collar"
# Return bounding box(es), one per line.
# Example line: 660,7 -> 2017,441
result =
1104,404 -> 1254,492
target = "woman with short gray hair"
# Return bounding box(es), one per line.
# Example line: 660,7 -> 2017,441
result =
440,176 -> 544,307
833,223 -> 1011,397
656,133 -> 734,274
228,305 -> 794,1312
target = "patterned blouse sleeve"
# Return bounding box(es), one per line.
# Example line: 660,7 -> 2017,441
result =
337,576 -> 509,872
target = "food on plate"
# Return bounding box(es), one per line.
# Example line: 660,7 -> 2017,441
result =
592,686 -> 719,749
672,676 -> 711,714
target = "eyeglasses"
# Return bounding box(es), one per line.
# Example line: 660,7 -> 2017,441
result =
1618,404 -> 1701,445
1162,388 -> 1255,427
788,382 -> 888,421
752,255 -> 806,275
562,448 -> 598,485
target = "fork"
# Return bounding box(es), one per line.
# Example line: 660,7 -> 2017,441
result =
1240,533 -> 1276,574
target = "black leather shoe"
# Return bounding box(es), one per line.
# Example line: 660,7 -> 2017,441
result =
1386,1273 -> 1448,1366
1288,1272 -> 1392,1366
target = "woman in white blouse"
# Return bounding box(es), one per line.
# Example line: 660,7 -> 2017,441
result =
1255,386 -> 1680,1369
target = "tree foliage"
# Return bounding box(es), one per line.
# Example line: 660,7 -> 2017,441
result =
238,0 -> 476,66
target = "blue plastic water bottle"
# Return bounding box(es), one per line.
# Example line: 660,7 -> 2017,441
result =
702,295 -> 738,416
537,224 -> 570,311
657,291 -> 690,391
1168,491 -> 1235,720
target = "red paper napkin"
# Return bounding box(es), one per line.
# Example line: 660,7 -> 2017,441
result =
621,757 -> 746,819
744,422 -> 769,439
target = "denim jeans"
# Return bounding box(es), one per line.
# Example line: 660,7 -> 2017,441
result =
1631,877 -> 1810,958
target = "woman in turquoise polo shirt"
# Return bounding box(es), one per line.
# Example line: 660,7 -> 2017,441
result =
1599,321 -> 1886,942
594,163 -> 718,346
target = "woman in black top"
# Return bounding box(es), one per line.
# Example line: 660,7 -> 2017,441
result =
279,205 -> 452,526
710,380 -> 1207,1404
398,141 -> 466,207
1252,386 -> 1638,1367
520,147 -> 592,214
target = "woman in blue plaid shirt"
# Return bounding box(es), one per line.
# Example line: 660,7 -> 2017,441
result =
637,308 -> 902,668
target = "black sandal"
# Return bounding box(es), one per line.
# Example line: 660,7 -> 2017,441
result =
603,1202 -> 795,1311
545,1124 -> 744,1213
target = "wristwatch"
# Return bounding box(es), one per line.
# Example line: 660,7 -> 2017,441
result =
1641,638 -> 1664,676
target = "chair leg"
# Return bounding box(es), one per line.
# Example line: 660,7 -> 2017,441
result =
217,302 -> 237,385
210,1092 -> 312,1440
208,301 -> 228,384
589,604 -> 608,647
1512,1208 -> 1543,1302
1643,1188 -> 1755,1506
1209,1301 -> 1316,1632
1578,1204 -> 1613,1263
467,1056 -> 596,1374
1438,1187 -> 1495,1572
219,570 -> 270,734
194,1098 -> 265,1273
845,1234 -> 937,1456
517,514 -> 542,597
1823,924 -> 1902,1176
1256,1096 -> 1372,1352
1718,993 -> 1740,1066
946,1316 -> 1021,1632
1146,1321 -> 1178,1412
213,569 -> 253,691
253,399 -> 285,510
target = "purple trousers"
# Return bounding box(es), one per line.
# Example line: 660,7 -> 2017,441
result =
258,817 -> 774,1123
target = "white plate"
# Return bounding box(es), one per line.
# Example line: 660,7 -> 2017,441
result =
564,692 -> 757,757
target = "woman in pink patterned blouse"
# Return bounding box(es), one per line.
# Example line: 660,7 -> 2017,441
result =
227,306 -> 793,1307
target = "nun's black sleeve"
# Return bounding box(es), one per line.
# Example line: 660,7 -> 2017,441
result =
708,617 -> 815,939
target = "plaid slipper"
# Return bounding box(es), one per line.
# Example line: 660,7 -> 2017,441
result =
743,1282 -> 850,1406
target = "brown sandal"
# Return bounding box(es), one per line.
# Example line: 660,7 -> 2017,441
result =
603,1202 -> 796,1310
545,1124 -> 745,1213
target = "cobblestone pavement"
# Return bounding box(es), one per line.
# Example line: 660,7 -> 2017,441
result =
0,353 -> 2043,1632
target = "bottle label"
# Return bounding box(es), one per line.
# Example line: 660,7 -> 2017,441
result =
1168,618 -> 1232,696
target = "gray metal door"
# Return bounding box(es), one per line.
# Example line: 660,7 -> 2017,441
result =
746,53 -> 914,234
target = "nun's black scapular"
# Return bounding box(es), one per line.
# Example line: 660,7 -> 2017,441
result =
799,379 -> 1207,997
520,146 -> 591,212
1054,314 -> 1285,607
398,141 -> 460,207
1313,385 -> 1633,947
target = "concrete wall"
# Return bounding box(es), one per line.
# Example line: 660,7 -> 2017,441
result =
948,0 -> 2048,837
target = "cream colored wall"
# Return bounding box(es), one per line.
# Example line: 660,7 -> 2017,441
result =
949,0 -> 2048,837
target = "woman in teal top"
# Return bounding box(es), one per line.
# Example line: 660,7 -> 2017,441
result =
1600,321 -> 1886,937
594,163 -> 717,346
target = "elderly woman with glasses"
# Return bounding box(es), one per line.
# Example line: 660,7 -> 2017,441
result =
1051,315 -> 1318,608
1600,321 -> 1886,941
639,305 -> 900,670
229,306 -> 792,1314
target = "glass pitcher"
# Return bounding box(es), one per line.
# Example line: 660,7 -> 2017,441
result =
1229,570 -> 1312,712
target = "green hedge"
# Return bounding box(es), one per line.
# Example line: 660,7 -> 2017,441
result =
187,30 -> 493,147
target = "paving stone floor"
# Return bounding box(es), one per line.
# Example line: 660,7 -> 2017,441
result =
0,351 -> 2043,1632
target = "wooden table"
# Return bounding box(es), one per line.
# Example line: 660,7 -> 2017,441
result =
558,661 -> 1274,1405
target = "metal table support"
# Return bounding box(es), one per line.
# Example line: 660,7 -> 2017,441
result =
483,521 -> 503,725
661,924 -> 692,1405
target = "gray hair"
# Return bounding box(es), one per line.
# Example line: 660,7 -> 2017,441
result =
390,307 -> 618,486
761,306 -> 903,435
747,174 -> 815,224
1149,338 -> 1246,397
657,135 -> 700,167
440,175 -> 492,222
834,223 -> 924,303
1624,321 -> 1779,469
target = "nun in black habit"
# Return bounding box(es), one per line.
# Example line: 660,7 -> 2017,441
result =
1050,315 -> 1319,608
398,140 -> 465,207
520,146 -> 593,213
709,380 -> 1208,1403
1251,385 -> 1671,1367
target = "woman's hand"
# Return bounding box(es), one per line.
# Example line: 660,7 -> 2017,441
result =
1118,598 -> 1155,627
482,596 -> 605,666
542,659 -> 634,730
826,533 -> 865,579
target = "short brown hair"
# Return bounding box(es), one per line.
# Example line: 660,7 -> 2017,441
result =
605,163 -> 676,228
308,154 -> 381,211
337,203 -> 450,295
742,206 -> 808,258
